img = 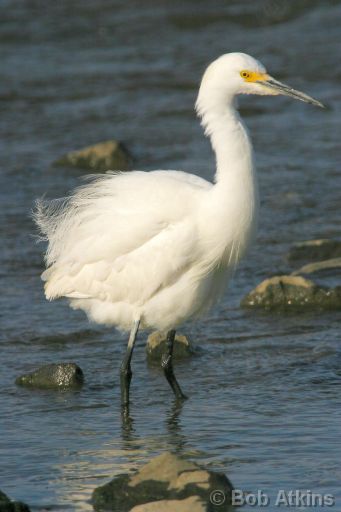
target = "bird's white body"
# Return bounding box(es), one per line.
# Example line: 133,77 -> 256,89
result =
37,52 -> 322,332
38,163 -> 256,330
35,52 -> 323,405
36,54 -> 261,331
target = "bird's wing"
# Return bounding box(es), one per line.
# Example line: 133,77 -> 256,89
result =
47,219 -> 198,305
36,170 -> 210,303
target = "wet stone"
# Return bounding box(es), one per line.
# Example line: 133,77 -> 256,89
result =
15,363 -> 84,390
287,239 -> 341,264
0,490 -> 31,512
146,331 -> 194,363
92,452 -> 233,512
54,139 -> 132,172
241,275 -> 341,310
292,257 -> 341,276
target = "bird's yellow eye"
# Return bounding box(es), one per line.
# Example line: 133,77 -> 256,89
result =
240,70 -> 250,79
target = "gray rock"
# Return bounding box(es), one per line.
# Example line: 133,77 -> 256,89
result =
287,239 -> 341,264
15,363 -> 84,390
0,490 -> 30,512
92,451 -> 233,512
146,331 -> 193,363
241,275 -> 341,310
54,140 -> 132,172
292,257 -> 341,276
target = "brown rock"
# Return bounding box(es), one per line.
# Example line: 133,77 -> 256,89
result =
241,275 -> 341,310
92,451 -> 233,511
55,140 -> 132,172
146,331 -> 193,362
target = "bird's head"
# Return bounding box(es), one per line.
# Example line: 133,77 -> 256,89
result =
197,52 -> 324,110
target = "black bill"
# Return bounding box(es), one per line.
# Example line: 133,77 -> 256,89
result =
259,77 -> 325,108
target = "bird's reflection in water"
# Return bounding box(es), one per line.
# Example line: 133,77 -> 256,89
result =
165,399 -> 187,453
120,398 -> 187,451
120,404 -> 135,442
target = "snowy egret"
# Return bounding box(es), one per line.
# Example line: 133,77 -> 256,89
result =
35,53 -> 323,407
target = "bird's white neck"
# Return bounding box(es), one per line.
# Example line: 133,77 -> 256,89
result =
195,88 -> 259,263
196,92 -> 254,184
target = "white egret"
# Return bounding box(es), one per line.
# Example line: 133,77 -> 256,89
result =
35,53 -> 323,407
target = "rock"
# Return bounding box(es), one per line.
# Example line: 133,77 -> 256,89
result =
146,331 -> 193,362
292,257 -> 341,276
54,140 -> 132,172
0,490 -> 31,512
287,239 -> 341,264
241,275 -> 341,310
15,363 -> 84,390
92,451 -> 233,512
130,496 -> 206,512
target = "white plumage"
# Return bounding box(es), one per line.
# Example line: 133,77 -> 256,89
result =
35,53 -> 323,333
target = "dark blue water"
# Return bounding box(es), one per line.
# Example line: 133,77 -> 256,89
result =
1,1 -> 340,510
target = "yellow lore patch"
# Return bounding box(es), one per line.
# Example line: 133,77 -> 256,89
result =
240,70 -> 269,82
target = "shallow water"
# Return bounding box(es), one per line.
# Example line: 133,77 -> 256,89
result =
1,1 -> 341,510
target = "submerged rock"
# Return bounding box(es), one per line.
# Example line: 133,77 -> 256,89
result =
287,239 -> 341,264
241,275 -> 341,310
0,490 -> 30,512
92,451 -> 233,512
292,257 -> 341,276
146,331 -> 193,362
15,363 -> 84,390
55,140 -> 132,172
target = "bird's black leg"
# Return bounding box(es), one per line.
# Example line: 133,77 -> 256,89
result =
161,329 -> 187,400
120,319 -> 140,409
